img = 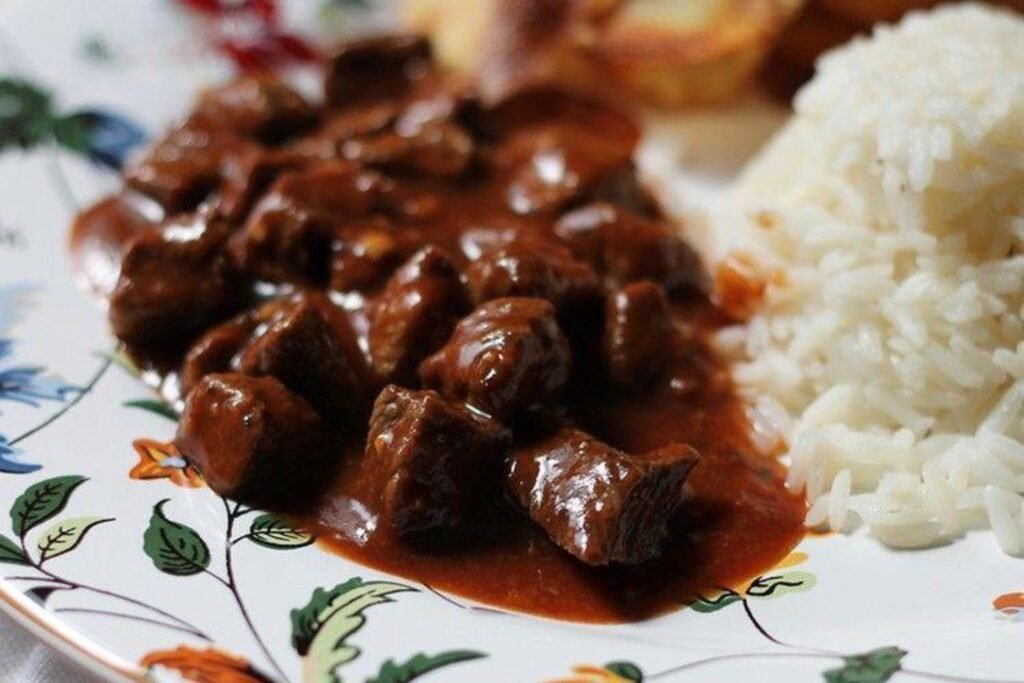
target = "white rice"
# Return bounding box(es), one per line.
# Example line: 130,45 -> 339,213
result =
717,4 -> 1024,553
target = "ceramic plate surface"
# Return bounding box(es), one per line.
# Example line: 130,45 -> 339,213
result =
0,1 -> 1021,681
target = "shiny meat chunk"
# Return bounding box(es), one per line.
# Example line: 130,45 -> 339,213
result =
230,162 -> 374,284
180,311 -> 257,396
341,117 -> 474,178
330,223 -> 424,293
177,374 -> 336,510
109,213 -> 248,360
325,35 -> 432,108
236,296 -> 370,422
465,239 -> 600,310
193,75 -> 316,143
554,203 -> 706,292
124,123 -> 240,212
605,281 -> 674,387
497,124 -> 636,214
419,297 -> 571,419
507,428 -> 699,565
365,385 -> 511,534
367,246 -> 470,385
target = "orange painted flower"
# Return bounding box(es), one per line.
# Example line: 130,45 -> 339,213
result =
993,592 -> 1024,621
547,663 -> 643,683
130,439 -> 203,488
141,645 -> 271,683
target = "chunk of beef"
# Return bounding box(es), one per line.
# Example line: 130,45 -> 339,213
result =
507,428 -> 699,565
325,35 -> 432,108
230,161 -> 374,284
605,281 -> 674,388
70,194 -> 156,299
497,123 -> 637,215
330,222 -> 425,293
176,374 -> 336,510
180,311 -> 258,396
419,297 -> 571,419
214,142 -> 318,224
367,246 -> 469,385
109,213 -> 248,360
465,239 -> 599,310
365,385 -> 511,534
236,296 -> 369,422
554,203 -> 706,292
193,75 -> 316,144
342,118 -> 474,178
124,123 -> 241,212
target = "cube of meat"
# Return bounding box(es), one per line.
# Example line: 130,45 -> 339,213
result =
230,161 -> 374,284
176,374 -> 337,510
124,123 -> 241,213
507,428 -> 699,565
236,296 -> 370,422
329,221 -> 423,293
464,239 -> 599,310
605,281 -> 674,388
365,385 -> 511,534
193,75 -> 316,144
325,35 -> 433,108
109,213 -> 248,360
554,202 -> 706,293
180,311 -> 258,396
419,297 -> 571,419
367,246 -> 469,385
341,118 -> 474,178
497,124 -> 636,215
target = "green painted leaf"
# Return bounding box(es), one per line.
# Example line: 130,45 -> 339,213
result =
36,516 -> 113,563
10,476 -> 88,538
96,349 -> 140,378
123,399 -> 180,422
143,499 -> 210,576
605,661 -> 644,682
367,650 -> 486,683
0,533 -> 29,565
51,114 -> 90,154
0,78 -> 56,152
248,514 -> 314,550
290,578 -> 414,683
824,647 -> 907,683
745,571 -> 817,600
689,590 -> 742,613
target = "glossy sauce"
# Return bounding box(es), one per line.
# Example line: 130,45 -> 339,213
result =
69,70 -> 805,624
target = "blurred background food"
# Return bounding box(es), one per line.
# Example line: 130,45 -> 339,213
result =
403,0 -> 1024,107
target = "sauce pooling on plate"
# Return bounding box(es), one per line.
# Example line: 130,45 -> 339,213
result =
69,34 -> 804,623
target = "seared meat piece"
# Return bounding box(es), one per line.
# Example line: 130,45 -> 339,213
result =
325,35 -> 432,108
554,203 -> 706,293
193,75 -> 316,144
70,195 -> 156,299
465,239 -> 600,310
366,385 -> 511,534
367,246 -> 469,385
507,428 -> 699,565
230,161 -> 373,284
236,296 -> 370,422
497,124 -> 636,215
342,118 -> 474,178
109,213 -> 248,359
177,374 -> 336,510
124,123 -> 241,212
605,281 -> 674,388
180,311 -> 257,396
330,222 -> 426,293
419,297 -> 571,419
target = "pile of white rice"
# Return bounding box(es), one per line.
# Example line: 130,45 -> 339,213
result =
715,4 -> 1024,553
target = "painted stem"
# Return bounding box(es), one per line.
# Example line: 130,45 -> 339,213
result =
54,607 -> 207,640
8,356 -> 111,447
17,533 -> 210,640
741,599 -> 838,655
222,497 -> 290,683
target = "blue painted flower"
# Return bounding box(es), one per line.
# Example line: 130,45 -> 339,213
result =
0,435 -> 40,474
0,340 -> 77,408
58,110 -> 148,170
